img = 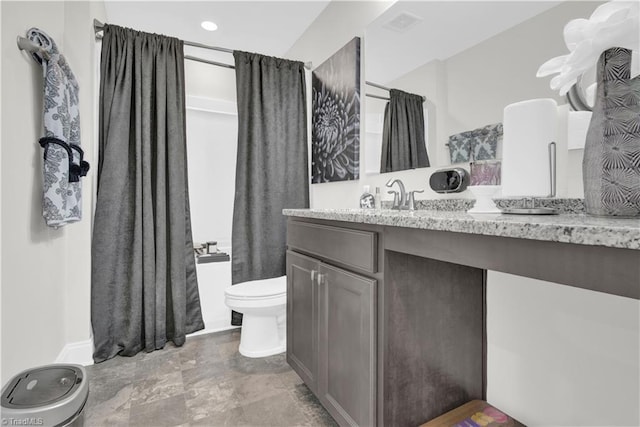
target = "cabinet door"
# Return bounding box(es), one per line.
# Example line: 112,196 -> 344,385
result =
318,263 -> 376,427
286,250 -> 319,393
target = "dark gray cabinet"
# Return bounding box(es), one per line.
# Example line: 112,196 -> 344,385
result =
287,218 -> 485,426
286,250 -> 318,393
318,263 -> 376,427
286,239 -> 377,427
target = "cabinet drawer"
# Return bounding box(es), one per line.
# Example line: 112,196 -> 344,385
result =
287,221 -> 378,273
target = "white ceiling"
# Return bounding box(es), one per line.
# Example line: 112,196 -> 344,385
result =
104,1 -> 330,62
104,0 -> 564,84
366,1 -> 563,83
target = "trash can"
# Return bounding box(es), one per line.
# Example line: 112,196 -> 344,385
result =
1,364 -> 89,427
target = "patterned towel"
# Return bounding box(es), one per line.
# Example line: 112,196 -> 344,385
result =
448,123 -> 502,163
448,131 -> 473,163
470,160 -> 502,185
472,123 -> 502,160
27,28 -> 89,228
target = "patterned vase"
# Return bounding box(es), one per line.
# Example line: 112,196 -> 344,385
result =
583,47 -> 640,217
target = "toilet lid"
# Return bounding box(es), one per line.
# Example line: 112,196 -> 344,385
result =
225,276 -> 286,299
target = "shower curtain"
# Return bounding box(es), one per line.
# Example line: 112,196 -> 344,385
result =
231,51 -> 309,325
92,24 -> 204,362
381,89 -> 430,173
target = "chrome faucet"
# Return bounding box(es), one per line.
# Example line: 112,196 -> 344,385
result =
386,179 -> 407,210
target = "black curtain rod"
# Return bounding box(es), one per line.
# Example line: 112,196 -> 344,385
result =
93,19 -> 311,70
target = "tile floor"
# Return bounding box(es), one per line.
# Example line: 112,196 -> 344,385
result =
84,329 -> 337,426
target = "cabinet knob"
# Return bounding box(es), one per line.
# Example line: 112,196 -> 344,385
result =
311,270 -> 317,283
317,273 -> 325,286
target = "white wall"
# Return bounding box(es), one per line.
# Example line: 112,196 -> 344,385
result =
1,1 -> 104,383
185,97 -> 238,333
285,1 -> 395,209
185,56 -> 237,103
285,1 -> 395,72
182,33 -> 239,334
487,272 -> 640,426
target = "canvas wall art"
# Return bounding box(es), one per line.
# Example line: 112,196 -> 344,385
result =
311,37 -> 361,183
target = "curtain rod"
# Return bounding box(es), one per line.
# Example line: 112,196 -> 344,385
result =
365,80 -> 391,91
365,80 -> 426,101
93,19 -> 311,70
94,19 -> 235,54
185,55 -> 235,69
366,93 -> 390,101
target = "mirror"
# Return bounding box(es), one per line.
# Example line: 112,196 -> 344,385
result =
365,85 -> 430,174
363,0 -> 602,171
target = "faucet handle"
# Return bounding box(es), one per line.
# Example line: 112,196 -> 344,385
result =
407,190 -> 424,211
387,191 -> 400,209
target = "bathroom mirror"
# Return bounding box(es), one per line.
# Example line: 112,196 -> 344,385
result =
363,0 -> 603,171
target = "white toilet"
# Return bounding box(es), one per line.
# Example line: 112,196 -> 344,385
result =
224,276 -> 287,358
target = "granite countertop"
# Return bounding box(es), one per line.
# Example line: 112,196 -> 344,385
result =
283,208 -> 640,250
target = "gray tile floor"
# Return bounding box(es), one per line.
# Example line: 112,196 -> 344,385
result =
84,329 -> 337,427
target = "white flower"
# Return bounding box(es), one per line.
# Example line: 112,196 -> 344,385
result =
537,0 -> 640,95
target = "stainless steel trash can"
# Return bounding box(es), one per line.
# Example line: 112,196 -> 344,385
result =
1,364 -> 89,427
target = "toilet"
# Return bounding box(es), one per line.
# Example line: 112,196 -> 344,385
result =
224,276 -> 287,358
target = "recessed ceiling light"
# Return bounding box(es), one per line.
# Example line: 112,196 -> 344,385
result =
201,21 -> 218,32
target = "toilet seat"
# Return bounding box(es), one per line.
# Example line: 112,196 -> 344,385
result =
225,276 -> 286,300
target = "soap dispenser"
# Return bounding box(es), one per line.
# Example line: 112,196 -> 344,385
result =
359,185 -> 375,209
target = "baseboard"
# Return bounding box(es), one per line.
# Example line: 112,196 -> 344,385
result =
189,311 -> 239,337
55,339 -> 94,366
54,322 -> 238,366
189,326 -> 239,338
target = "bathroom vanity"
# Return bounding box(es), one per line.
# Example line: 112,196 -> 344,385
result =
284,208 -> 640,426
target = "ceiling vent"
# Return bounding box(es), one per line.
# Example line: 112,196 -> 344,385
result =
382,11 -> 423,33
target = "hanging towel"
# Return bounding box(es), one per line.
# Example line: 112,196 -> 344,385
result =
27,28 -> 89,228
448,131 -> 472,163
448,123 -> 502,164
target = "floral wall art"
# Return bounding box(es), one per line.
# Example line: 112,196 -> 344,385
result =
311,37 -> 361,183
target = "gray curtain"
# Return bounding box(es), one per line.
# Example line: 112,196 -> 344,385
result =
92,24 -> 204,363
381,89 -> 430,173
231,51 -> 309,325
